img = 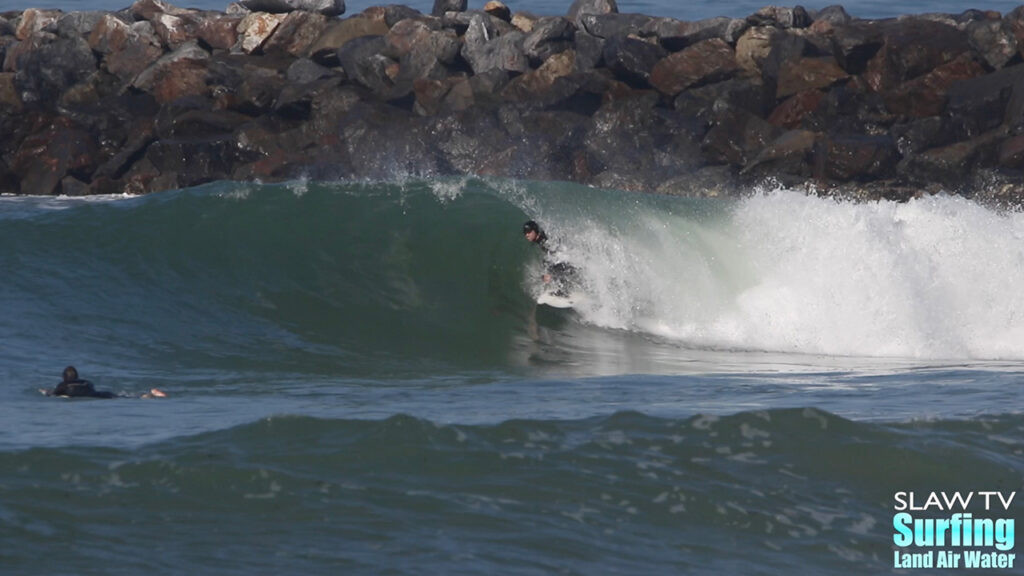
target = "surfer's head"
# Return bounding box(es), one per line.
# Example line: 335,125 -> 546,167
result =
522,220 -> 542,243
62,366 -> 79,383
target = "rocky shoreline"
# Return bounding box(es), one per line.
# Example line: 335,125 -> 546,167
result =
1,0 -> 1023,201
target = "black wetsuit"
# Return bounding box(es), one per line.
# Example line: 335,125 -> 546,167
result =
533,233 -> 579,290
49,379 -> 115,399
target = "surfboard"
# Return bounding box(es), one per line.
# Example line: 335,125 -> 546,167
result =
537,290 -> 584,309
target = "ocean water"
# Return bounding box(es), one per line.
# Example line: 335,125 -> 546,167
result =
1,179 -> 1022,575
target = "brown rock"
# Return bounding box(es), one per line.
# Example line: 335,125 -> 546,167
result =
151,60 -> 209,103
197,14 -> 243,51
883,55 -> 985,117
263,10 -> 328,57
235,12 -> 287,54
511,13 -> 536,33
15,8 -> 60,41
824,134 -> 898,180
735,26 -> 781,75
703,108 -> 782,166
133,41 -> 209,101
385,19 -> 458,64
152,12 -> 203,49
384,18 -> 432,58
768,90 -> 824,129
412,76 -> 450,115
502,49 -> 576,102
103,23 -> 165,81
965,18 -> 1019,70
776,56 -> 848,99
442,76 -> 474,111
650,38 -> 738,96
13,120 -> 99,195
742,129 -> 819,177
863,20 -> 970,92
131,0 -> 196,22
484,1 -> 511,22
307,16 -> 390,61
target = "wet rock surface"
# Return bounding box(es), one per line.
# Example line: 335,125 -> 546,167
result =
0,0 -> 1022,202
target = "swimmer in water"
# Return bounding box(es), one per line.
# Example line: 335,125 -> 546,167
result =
42,366 -> 166,399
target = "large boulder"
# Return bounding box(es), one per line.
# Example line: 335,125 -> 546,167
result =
883,54 -> 985,118
89,17 -> 165,81
522,16 -> 574,64
824,134 -> 899,180
132,40 -> 210,103
11,119 -> 99,194
775,56 -> 848,99
13,35 -> 97,105
651,37 -> 738,96
964,18 -> 1019,70
262,10 -> 328,57
947,63 -> 1024,136
308,16 -> 390,63
14,8 -> 60,41
602,35 -> 665,87
235,12 -> 287,54
863,19 -> 971,92
461,14 -> 529,74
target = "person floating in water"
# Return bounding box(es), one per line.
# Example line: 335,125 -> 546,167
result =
522,220 -> 578,290
43,366 -> 166,399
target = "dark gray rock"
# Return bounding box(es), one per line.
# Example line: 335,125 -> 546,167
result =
642,16 -> 734,50
240,0 -> 344,17
703,106 -> 784,167
461,14 -> 529,75
948,64 -> 1024,137
522,16 -> 574,63
13,35 -> 97,105
965,19 -> 1019,70
675,77 -> 774,120
287,58 -> 334,84
567,0 -> 618,28
892,117 -> 957,156
830,23 -> 884,75
824,133 -> 899,180
578,13 -> 652,39
602,35 -> 665,87
573,30 -> 604,71
338,35 -> 394,94
432,0 -> 466,17
54,12 -> 107,38
812,5 -> 852,26
748,5 -> 811,29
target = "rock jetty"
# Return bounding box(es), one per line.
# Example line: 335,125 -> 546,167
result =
1,0 -> 1023,201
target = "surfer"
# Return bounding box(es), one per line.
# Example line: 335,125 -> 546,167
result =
522,220 -> 578,288
43,366 -> 166,399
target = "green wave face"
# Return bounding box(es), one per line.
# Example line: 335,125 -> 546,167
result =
5,177 -> 1024,382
